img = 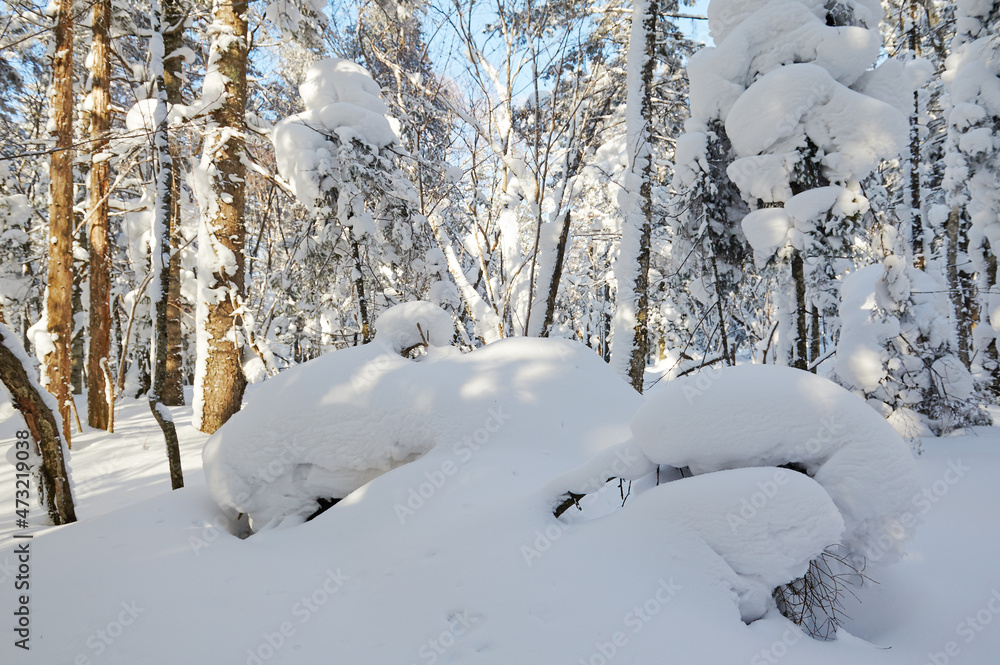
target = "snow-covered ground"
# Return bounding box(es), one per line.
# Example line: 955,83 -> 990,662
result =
1,362 -> 998,664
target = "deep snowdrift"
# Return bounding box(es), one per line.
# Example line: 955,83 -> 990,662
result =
3,324 -> 993,664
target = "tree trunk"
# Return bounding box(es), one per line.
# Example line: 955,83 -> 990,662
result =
87,0 -> 111,430
0,324 -> 76,525
908,1 -> 924,269
809,304 -> 821,372
47,0 -> 75,446
162,0 -> 186,406
537,209 -> 573,338
192,0 -> 249,434
791,250 -> 808,370
946,207 -> 972,366
610,0 -> 658,393
983,243 -> 999,400
149,0 -> 184,488
350,232 -> 372,343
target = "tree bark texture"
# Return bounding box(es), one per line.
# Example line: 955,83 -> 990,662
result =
193,0 -> 249,434
162,0 -> 187,405
791,250 -> 809,371
0,324 -> 76,524
47,0 -> 75,446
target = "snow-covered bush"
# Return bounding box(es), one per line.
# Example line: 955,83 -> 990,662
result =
203,318 -> 919,637
0,183 -> 33,322
618,466 -> 844,622
202,301 -> 640,529
270,57 -> 450,345
631,364 -> 919,566
834,261 -> 987,437
630,364 -> 919,634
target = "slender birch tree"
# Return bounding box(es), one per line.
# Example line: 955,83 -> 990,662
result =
149,0 -> 184,486
610,0 -> 658,392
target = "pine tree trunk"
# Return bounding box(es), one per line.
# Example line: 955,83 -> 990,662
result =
47,0 -> 75,446
86,0 -> 111,430
193,0 -> 249,434
149,0 -> 184,488
0,324 -> 76,525
161,0 -> 186,406
610,0 -> 657,393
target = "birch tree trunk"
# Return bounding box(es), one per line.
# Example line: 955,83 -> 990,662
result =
791,250 -> 808,371
149,0 -> 184,488
192,0 -> 249,433
162,0 -> 187,406
87,0 -> 112,430
610,0 -> 657,392
46,0 -> 75,445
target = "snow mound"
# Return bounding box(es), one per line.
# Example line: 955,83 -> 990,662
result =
631,364 -> 920,564
203,336 -> 640,529
373,300 -> 454,353
622,467 -> 844,620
